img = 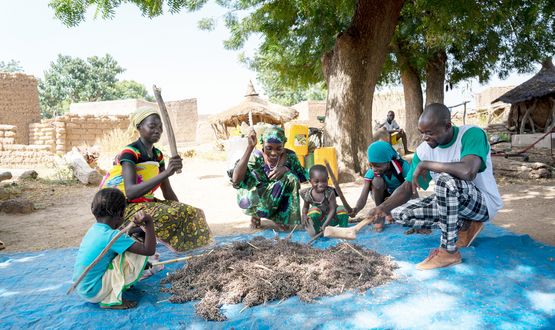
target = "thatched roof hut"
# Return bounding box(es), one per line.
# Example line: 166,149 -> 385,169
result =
210,81 -> 298,139
493,59 -> 555,133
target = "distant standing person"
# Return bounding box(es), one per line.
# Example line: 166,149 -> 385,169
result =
366,103 -> 503,270
376,111 -> 411,155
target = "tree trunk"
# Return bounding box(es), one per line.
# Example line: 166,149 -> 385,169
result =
394,43 -> 424,149
425,49 -> 446,106
323,0 -> 404,178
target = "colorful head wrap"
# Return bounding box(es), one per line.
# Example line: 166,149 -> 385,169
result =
259,125 -> 286,145
367,141 -> 398,163
127,107 -> 160,136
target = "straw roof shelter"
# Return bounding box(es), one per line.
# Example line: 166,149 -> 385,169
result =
210,81 -> 298,139
493,59 -> 555,133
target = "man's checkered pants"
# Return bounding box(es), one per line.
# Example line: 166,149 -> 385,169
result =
391,173 -> 489,252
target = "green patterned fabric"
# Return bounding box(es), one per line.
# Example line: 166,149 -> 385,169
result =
232,149 -> 307,226
122,199 -> 211,252
259,125 -> 287,145
307,205 -> 349,233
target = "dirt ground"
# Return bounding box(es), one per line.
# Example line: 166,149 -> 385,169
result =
1,158 -> 554,253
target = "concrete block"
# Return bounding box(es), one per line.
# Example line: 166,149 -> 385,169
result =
511,133 -> 555,149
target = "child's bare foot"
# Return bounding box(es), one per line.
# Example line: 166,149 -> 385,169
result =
277,223 -> 290,231
100,299 -> 137,309
250,216 -> 261,229
373,217 -> 385,232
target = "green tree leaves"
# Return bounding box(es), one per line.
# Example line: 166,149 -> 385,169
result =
0,60 -> 24,73
39,54 -> 152,118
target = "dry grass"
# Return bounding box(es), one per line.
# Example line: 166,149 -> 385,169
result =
95,129 -> 132,159
161,236 -> 397,321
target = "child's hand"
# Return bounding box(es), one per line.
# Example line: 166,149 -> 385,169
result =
305,217 -> 316,237
349,207 -> 360,218
132,211 -> 153,227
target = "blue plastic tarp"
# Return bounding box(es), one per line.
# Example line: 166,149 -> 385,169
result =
1,224 -> 554,329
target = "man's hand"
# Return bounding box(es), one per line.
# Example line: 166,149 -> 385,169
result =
132,211 -> 153,227
411,161 -> 429,195
268,166 -> 289,180
364,207 -> 387,223
166,155 -> 183,175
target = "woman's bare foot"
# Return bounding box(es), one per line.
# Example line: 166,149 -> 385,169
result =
100,299 -> 137,309
250,216 -> 261,229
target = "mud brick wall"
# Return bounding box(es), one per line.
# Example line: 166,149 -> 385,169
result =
166,99 -> 197,143
0,125 -> 17,147
29,122 -> 56,153
0,73 -> 41,144
63,114 -> 129,153
0,144 -> 54,167
29,114 -> 130,154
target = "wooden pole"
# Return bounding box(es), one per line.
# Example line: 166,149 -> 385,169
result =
150,249 -> 214,266
324,160 -> 352,213
463,102 -> 467,125
153,85 -> 181,174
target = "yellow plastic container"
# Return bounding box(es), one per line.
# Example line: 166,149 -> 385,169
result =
314,147 -> 338,185
285,124 -> 309,156
297,154 -> 305,168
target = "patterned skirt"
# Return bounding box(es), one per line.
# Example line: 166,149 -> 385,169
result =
123,199 -> 212,252
236,172 -> 301,226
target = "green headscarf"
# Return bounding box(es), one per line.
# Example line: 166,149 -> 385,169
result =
367,141 -> 398,163
259,125 -> 287,145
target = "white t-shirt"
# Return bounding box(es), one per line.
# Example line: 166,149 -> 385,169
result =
379,119 -> 400,131
408,125 -> 503,219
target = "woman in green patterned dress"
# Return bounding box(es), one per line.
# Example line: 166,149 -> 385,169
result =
230,126 -> 307,229
101,107 -> 211,252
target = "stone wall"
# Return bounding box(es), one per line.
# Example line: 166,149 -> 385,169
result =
0,73 -> 41,144
29,114 -> 129,154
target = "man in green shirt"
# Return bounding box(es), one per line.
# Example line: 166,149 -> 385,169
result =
366,103 -> 503,270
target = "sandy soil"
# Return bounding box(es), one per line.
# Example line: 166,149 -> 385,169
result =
1,158 -> 554,253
